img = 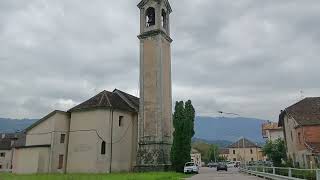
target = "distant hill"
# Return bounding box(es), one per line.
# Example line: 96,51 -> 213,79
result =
0,116 -> 267,144
192,137 -> 232,148
194,116 -> 267,143
0,118 -> 37,133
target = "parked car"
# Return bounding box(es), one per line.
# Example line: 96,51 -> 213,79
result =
217,163 -> 228,171
227,161 -> 236,168
184,162 -> 199,174
207,162 -> 218,168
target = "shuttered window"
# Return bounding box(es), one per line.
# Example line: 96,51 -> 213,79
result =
58,155 -> 64,169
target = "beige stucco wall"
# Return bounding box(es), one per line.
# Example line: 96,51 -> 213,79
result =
17,111 -> 70,173
227,147 -> 262,163
0,150 -> 12,170
140,35 -> 172,141
283,115 -> 301,164
67,109 -> 138,173
266,129 -> 284,141
12,147 -> 50,174
50,112 -> 70,173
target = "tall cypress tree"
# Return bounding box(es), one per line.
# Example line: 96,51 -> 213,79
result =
171,100 -> 196,172
185,100 -> 195,162
171,101 -> 185,172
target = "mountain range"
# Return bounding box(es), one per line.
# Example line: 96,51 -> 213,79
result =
194,116 -> 268,143
0,118 -> 37,133
0,116 -> 267,144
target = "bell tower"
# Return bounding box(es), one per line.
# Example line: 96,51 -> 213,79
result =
136,0 -> 173,171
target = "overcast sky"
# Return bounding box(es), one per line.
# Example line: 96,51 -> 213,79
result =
0,0 -> 319,120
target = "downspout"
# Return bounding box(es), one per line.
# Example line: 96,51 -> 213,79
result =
109,109 -> 114,173
64,114 -> 71,174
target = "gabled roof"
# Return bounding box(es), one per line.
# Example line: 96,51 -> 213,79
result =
279,97 -> 320,127
68,90 -> 139,113
227,138 -> 260,148
0,138 -> 12,150
219,148 -> 229,155
25,110 -> 68,132
113,89 -> 139,112
0,133 -> 26,150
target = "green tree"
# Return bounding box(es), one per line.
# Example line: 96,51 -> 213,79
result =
171,100 -> 196,172
208,145 -> 219,162
263,138 -> 287,167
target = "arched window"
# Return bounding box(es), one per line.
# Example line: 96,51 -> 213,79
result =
101,141 -> 106,155
146,7 -> 155,27
161,9 -> 167,29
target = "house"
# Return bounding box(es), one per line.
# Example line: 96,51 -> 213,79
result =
262,122 -> 284,141
0,133 -> 24,172
279,97 -> 320,168
226,138 -> 264,163
12,90 -> 139,174
191,149 -> 202,167
219,148 -> 229,161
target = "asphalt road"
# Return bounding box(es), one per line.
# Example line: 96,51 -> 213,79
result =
187,167 -> 262,180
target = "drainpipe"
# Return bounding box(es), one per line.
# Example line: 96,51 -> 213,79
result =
64,114 -> 71,174
109,109 -> 114,173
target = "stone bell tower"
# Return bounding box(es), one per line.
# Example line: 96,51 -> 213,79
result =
135,0 -> 173,171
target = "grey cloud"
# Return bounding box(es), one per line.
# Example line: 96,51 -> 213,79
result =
0,0 -> 319,121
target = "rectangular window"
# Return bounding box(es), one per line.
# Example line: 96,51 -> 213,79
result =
233,150 -> 235,154
0,153 -> 5,157
233,158 -> 236,161
119,116 -> 124,127
58,155 -> 64,169
250,149 -> 253,154
60,134 -> 66,144
0,165 -> 2,169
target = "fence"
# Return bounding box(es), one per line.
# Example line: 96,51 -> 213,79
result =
241,166 -> 320,180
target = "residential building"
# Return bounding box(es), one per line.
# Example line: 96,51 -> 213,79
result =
191,149 -> 202,167
262,122 -> 284,141
219,148 -> 229,160
226,138 -> 264,163
0,133 -> 24,172
279,97 -> 320,168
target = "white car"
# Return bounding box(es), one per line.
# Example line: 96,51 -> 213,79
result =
227,161 -> 236,168
184,162 -> 199,174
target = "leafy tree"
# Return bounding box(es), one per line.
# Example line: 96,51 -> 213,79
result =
263,138 -> 287,167
171,100 -> 196,172
208,145 -> 219,162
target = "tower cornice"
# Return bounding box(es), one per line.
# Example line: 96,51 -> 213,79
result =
138,29 -> 173,43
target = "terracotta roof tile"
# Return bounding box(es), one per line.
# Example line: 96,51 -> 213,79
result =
227,138 -> 260,148
281,97 -> 320,126
69,90 -> 139,113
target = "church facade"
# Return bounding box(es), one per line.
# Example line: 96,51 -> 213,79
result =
11,0 -> 173,174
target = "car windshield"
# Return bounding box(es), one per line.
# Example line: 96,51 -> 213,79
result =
185,163 -> 195,167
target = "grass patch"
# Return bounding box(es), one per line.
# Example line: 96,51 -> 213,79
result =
0,172 -> 190,180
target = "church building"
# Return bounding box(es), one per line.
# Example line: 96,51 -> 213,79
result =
11,0 -> 173,174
